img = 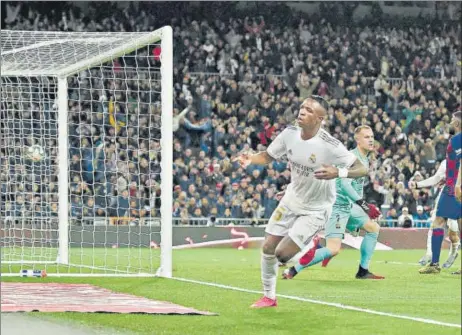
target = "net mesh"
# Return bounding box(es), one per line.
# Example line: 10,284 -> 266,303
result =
1,30 -> 160,76
1,76 -> 59,265
1,29 -> 168,276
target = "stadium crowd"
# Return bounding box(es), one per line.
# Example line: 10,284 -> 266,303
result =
1,2 -> 461,227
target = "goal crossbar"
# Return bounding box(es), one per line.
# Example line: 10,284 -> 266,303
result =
1,28 -> 171,77
2,38 -> 120,56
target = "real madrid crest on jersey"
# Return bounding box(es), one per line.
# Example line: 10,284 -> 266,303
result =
309,153 -> 316,163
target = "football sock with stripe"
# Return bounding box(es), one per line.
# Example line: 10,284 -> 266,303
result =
294,247 -> 333,273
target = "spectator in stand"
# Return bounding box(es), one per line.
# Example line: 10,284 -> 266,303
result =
413,205 -> 430,228
385,208 -> 399,227
398,207 -> 415,228
1,2 -> 461,225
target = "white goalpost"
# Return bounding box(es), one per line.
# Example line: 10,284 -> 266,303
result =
0,27 -> 173,277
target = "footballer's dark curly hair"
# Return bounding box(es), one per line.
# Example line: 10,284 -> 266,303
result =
310,95 -> 330,112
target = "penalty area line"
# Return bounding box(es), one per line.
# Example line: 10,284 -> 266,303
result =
172,277 -> 461,329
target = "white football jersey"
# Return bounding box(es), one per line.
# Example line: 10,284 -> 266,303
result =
267,126 -> 357,213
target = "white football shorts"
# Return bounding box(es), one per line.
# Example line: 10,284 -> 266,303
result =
265,203 -> 331,249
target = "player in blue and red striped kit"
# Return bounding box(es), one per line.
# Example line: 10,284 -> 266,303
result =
454,155 -> 462,275
420,111 -> 462,274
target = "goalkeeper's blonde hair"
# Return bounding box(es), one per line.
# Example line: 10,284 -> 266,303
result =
354,125 -> 373,137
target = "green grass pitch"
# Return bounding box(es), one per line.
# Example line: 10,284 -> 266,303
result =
1,248 -> 461,335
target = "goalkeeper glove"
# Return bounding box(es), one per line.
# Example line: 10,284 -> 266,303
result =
355,199 -> 381,219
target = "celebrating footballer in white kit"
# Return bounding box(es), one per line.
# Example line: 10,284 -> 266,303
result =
233,96 -> 368,308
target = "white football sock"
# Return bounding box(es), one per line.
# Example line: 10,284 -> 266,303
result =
261,253 -> 278,300
426,229 -> 432,256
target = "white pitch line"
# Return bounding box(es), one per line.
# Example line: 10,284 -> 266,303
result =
375,260 -> 420,266
172,277 -> 461,329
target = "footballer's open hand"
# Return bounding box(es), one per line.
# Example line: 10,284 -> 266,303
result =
314,164 -> 339,180
232,153 -> 252,169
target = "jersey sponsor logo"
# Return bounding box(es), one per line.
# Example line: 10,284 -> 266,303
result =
291,161 -> 315,177
456,148 -> 461,155
309,153 -> 316,163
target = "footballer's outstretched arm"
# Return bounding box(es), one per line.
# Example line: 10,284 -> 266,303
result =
411,160 -> 446,189
314,159 -> 367,180
415,174 -> 445,188
234,128 -> 286,168
337,175 -> 381,219
345,158 -> 368,178
248,151 -> 274,165
319,164 -> 381,219
338,179 -> 361,202
233,151 -> 274,168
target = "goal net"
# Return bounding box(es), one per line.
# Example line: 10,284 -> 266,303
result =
0,28 -> 173,277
